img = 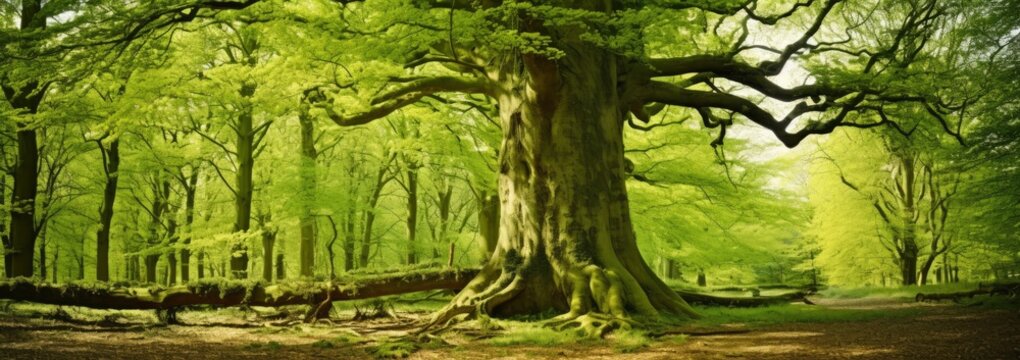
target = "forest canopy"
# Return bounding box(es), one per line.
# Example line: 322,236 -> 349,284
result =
1,0 -> 1018,335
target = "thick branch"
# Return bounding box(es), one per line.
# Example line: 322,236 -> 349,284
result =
319,76 -> 494,126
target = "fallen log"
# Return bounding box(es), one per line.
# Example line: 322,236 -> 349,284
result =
675,289 -> 813,307
0,268 -> 478,311
916,282 -> 1020,303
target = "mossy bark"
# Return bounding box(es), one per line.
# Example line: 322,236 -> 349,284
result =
429,10 -> 697,331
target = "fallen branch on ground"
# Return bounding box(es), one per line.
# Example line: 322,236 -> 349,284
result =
0,268 -> 479,311
675,289 -> 814,307
915,282 -> 1020,303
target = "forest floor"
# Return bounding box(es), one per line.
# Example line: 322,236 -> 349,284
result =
0,294 -> 1017,359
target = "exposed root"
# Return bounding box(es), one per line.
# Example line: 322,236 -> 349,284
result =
544,312 -> 636,338
420,272 -> 524,332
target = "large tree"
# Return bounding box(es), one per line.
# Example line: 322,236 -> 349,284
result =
288,0 -> 973,332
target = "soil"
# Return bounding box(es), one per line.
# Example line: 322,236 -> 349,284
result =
0,298 -> 1017,359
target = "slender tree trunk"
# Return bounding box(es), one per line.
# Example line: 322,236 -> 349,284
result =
95,139 -> 120,281
1,175 -> 9,277
180,168 -> 197,282
276,253 -> 285,280
359,165 -> 389,268
432,33 -> 698,325
51,244 -> 57,283
197,251 -> 205,279
231,82 -> 256,279
405,169 -> 419,265
343,209 -> 356,272
167,216 -> 178,285
38,236 -> 46,280
262,230 -> 275,281
298,105 -> 318,278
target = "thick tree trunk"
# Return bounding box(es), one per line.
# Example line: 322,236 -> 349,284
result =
2,0 -> 44,279
430,28 -> 698,331
298,108 -> 317,277
96,139 -> 120,281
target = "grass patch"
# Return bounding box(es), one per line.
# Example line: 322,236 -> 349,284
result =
691,304 -> 922,328
486,322 -> 589,347
608,330 -> 651,353
370,337 -> 418,359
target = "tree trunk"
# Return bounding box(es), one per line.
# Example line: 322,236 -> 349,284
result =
2,0 -> 44,279
261,225 -> 276,281
38,236 -> 46,280
405,169 -> 419,265
51,243 -> 57,283
430,33 -> 698,329
298,106 -> 318,278
477,192 -> 500,260
342,209 -> 356,272
180,168 -> 198,283
167,216 -> 178,285
276,253 -> 285,280
900,241 -> 919,286
359,165 -> 390,268
96,139 -> 120,281
1,175 -> 10,277
231,82 -> 256,279
145,255 -> 159,283
197,251 -> 205,279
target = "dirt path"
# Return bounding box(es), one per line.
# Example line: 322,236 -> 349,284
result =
1,303 -> 1017,359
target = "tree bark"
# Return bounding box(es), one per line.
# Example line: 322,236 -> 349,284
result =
359,164 -> 390,268
180,168 -> 198,282
298,104 -> 318,278
1,0 -> 44,280
342,208 -> 356,272
430,24 -> 699,329
477,192 -> 500,260
96,139 -> 120,281
405,168 -> 419,265
231,82 -> 256,279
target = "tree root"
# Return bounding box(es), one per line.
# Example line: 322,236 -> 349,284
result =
421,271 -> 524,332
544,312 -> 636,338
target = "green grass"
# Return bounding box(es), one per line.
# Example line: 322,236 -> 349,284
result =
486,323 -> 590,346
820,283 -> 979,299
690,304 -> 922,328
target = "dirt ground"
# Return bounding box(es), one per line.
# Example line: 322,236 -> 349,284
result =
1,299 -> 1018,359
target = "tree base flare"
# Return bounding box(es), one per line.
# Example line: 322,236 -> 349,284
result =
422,262 -> 700,335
